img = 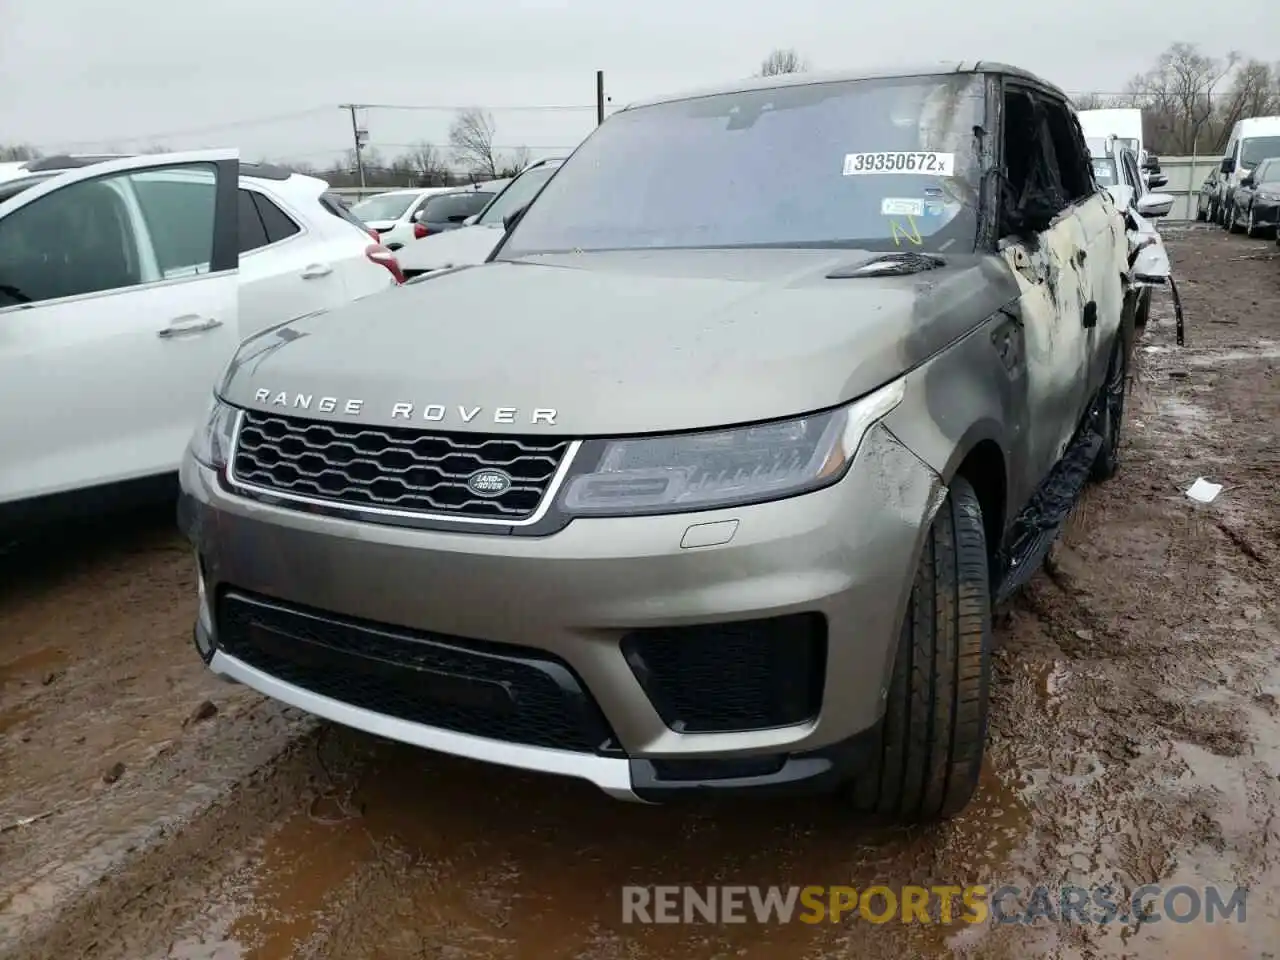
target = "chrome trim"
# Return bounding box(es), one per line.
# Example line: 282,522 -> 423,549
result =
209,651 -> 645,801
223,409 -> 582,527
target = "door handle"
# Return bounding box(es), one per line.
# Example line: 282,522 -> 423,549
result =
157,315 -> 224,338
301,264 -> 333,279
1082,301 -> 1098,329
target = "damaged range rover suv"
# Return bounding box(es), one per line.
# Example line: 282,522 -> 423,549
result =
180,62 -> 1130,821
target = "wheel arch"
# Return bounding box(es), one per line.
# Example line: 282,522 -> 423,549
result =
947,437 -> 1008,585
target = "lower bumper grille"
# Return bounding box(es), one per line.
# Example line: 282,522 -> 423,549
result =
217,591 -> 620,754
621,614 -> 827,734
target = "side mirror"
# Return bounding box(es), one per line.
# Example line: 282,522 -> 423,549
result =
503,203 -> 531,233
1240,174 -> 1255,187
1147,173 -> 1169,189
462,214 -> 480,226
1142,155 -> 1161,173
1136,192 -> 1174,219
1221,157 -> 1236,174
411,209 -> 427,223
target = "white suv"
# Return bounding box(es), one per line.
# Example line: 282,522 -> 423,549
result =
0,150 -> 403,528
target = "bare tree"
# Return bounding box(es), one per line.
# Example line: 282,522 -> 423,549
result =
449,107 -> 500,179
0,144 -> 41,161
1217,60 -> 1280,136
405,141 -> 451,186
757,48 -> 809,78
1071,93 -> 1111,111
497,146 -> 532,178
1126,42 -> 1239,154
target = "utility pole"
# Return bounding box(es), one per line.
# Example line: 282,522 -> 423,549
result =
596,71 -> 605,126
339,104 -> 368,191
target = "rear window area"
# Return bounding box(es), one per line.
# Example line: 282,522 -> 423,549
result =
421,191 -> 494,223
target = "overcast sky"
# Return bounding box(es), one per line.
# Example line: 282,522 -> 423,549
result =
2,0 -> 1274,168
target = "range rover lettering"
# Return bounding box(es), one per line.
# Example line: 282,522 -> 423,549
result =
180,62 -> 1131,821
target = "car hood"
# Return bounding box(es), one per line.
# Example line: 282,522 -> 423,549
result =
395,224 -> 503,271
220,249 -> 1020,436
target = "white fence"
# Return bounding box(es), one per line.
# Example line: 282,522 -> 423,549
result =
328,155 -> 1219,219
1148,155 -> 1217,221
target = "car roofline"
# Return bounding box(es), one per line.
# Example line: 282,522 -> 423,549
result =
617,61 -> 1065,113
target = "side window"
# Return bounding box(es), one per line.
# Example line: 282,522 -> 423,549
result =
251,194 -> 300,244
0,162 -> 216,308
239,188 -> 269,253
1041,101 -> 1092,202
127,166 -> 217,277
998,89 -> 1067,238
1122,152 -> 1144,198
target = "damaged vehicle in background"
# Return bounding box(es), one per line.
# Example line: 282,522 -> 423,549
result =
396,158 -> 564,279
181,62 -> 1130,822
1089,136 -> 1178,339
1077,107 -> 1163,185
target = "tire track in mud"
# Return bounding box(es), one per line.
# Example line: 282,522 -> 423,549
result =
4,228 -> 1280,960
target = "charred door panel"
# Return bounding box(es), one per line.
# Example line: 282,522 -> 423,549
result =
1074,190 -> 1128,394
998,212 -> 1092,489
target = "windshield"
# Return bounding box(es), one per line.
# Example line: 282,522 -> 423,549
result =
1091,157 -> 1119,187
351,193 -> 417,221
1254,159 -> 1280,184
500,74 -> 984,256
1241,136 -> 1280,169
478,165 -> 561,225
422,190 -> 495,223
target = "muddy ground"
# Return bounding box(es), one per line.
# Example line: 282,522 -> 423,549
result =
2,227 -> 1279,959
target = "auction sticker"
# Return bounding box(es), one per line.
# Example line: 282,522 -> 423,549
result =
880,197 -> 925,216
843,152 -> 955,176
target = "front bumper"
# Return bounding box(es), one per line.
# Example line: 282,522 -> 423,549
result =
179,423 -> 944,801
1252,198 -> 1280,229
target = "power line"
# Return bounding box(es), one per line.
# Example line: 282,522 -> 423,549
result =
39,102 -> 596,152
40,107 -> 333,150
276,143 -> 580,160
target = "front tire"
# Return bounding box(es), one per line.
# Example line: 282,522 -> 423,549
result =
850,476 -> 992,822
1246,207 -> 1260,238
1229,205 -> 1245,233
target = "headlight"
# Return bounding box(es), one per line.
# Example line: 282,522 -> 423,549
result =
189,397 -> 238,469
558,379 -> 906,517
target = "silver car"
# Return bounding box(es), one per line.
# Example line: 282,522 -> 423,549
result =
180,62 -> 1130,821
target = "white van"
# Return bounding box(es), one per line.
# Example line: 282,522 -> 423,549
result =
1077,108 -> 1162,180
1211,116 -> 1280,226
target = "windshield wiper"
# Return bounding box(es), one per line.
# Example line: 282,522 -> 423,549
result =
826,252 -> 946,278
0,283 -> 32,304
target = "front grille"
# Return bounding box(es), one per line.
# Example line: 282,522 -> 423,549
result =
231,410 -> 570,521
621,614 -> 827,734
218,591 -> 621,754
